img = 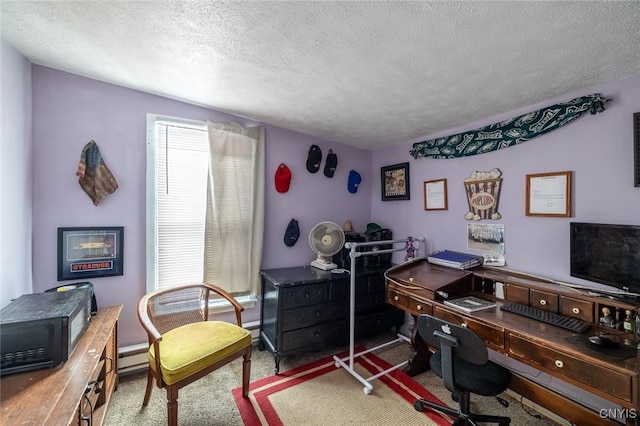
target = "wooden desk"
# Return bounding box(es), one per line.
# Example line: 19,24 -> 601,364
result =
1,305 -> 122,426
385,261 -> 639,426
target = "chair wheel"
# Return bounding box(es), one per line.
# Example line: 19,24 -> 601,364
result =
414,400 -> 424,412
496,396 -> 509,407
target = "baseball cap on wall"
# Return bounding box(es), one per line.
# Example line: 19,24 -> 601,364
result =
306,145 -> 322,173
284,219 -> 300,247
348,170 -> 361,193
275,163 -> 291,193
324,149 -> 338,178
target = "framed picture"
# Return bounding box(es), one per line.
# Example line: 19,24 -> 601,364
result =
381,162 -> 410,201
423,178 -> 448,210
634,112 -> 639,187
525,171 -> 572,217
467,223 -> 505,254
58,227 -> 124,281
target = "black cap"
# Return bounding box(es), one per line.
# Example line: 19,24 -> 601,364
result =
306,145 -> 322,173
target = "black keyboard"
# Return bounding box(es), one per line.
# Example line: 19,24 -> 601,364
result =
500,302 -> 591,333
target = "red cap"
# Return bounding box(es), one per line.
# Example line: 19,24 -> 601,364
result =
275,163 -> 291,193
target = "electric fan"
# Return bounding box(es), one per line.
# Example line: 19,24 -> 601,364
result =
308,221 -> 346,271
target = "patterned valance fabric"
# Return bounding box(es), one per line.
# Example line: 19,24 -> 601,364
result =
409,94 -> 609,159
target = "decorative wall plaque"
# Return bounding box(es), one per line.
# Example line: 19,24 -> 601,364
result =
464,168 -> 502,221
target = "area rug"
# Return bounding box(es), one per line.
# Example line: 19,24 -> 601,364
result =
232,348 -> 452,425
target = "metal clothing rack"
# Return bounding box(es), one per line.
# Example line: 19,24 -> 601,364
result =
332,236 -> 424,394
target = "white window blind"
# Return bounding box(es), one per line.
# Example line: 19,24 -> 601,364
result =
155,122 -> 209,290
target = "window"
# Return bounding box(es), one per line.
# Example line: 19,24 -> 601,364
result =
146,114 -> 264,303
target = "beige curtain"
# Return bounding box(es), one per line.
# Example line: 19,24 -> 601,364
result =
204,121 -> 265,294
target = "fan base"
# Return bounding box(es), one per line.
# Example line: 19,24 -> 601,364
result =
310,259 -> 338,271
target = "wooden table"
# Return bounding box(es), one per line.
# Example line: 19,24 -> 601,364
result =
1,305 -> 122,425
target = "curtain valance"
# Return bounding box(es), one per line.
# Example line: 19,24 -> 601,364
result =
409,94 -> 609,159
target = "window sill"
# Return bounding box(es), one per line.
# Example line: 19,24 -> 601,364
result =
209,295 -> 257,314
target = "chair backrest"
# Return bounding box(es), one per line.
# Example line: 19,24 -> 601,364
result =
416,314 -> 488,365
144,284 -> 211,335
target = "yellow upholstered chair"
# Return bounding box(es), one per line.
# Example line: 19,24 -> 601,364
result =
137,283 -> 252,426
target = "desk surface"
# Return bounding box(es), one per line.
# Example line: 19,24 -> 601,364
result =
1,305 -> 122,425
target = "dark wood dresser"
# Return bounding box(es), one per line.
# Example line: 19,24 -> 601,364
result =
259,265 -> 404,373
1,305 -> 121,426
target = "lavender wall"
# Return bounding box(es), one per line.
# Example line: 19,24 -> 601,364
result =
16,62 -> 640,349
31,66 -> 372,347
372,74 -> 640,291
0,38 -> 33,307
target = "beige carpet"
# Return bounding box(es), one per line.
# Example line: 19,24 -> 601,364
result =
105,331 -> 559,425
232,348 -> 450,425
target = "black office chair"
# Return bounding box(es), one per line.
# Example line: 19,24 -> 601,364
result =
413,314 -> 511,426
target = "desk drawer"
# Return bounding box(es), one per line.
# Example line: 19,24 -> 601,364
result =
505,283 -> 529,304
387,287 -> 409,310
559,296 -> 594,323
409,296 -> 432,316
386,286 -> 433,316
508,333 -> 632,402
531,289 -> 558,312
434,306 -> 505,350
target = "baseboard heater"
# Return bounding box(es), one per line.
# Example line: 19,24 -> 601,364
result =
118,320 -> 261,375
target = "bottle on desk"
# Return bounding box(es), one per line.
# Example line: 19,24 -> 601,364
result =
623,310 -> 636,345
599,307 -> 616,329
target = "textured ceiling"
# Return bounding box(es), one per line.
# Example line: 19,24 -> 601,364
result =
2,1 -> 639,149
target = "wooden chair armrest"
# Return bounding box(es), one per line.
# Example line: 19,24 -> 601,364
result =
203,282 -> 245,326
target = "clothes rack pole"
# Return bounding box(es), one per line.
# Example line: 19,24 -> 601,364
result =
332,237 -> 424,394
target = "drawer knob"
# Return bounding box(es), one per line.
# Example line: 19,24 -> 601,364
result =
416,304 -> 422,311
572,307 -> 580,314
304,291 -> 310,298
539,300 -> 547,306
461,322 -> 468,328
554,360 -> 564,368
394,295 -> 399,301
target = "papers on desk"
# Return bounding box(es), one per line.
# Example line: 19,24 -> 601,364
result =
427,250 -> 483,270
443,296 -> 497,313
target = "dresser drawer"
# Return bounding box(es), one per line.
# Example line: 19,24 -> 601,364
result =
283,283 -> 329,309
355,292 -> 387,314
434,305 -> 505,350
355,276 -> 369,297
282,301 -> 346,331
281,320 -> 347,352
560,296 -> 594,323
508,333 -> 632,402
368,274 -> 386,294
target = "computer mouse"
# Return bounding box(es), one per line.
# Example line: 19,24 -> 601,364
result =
588,335 -> 618,348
